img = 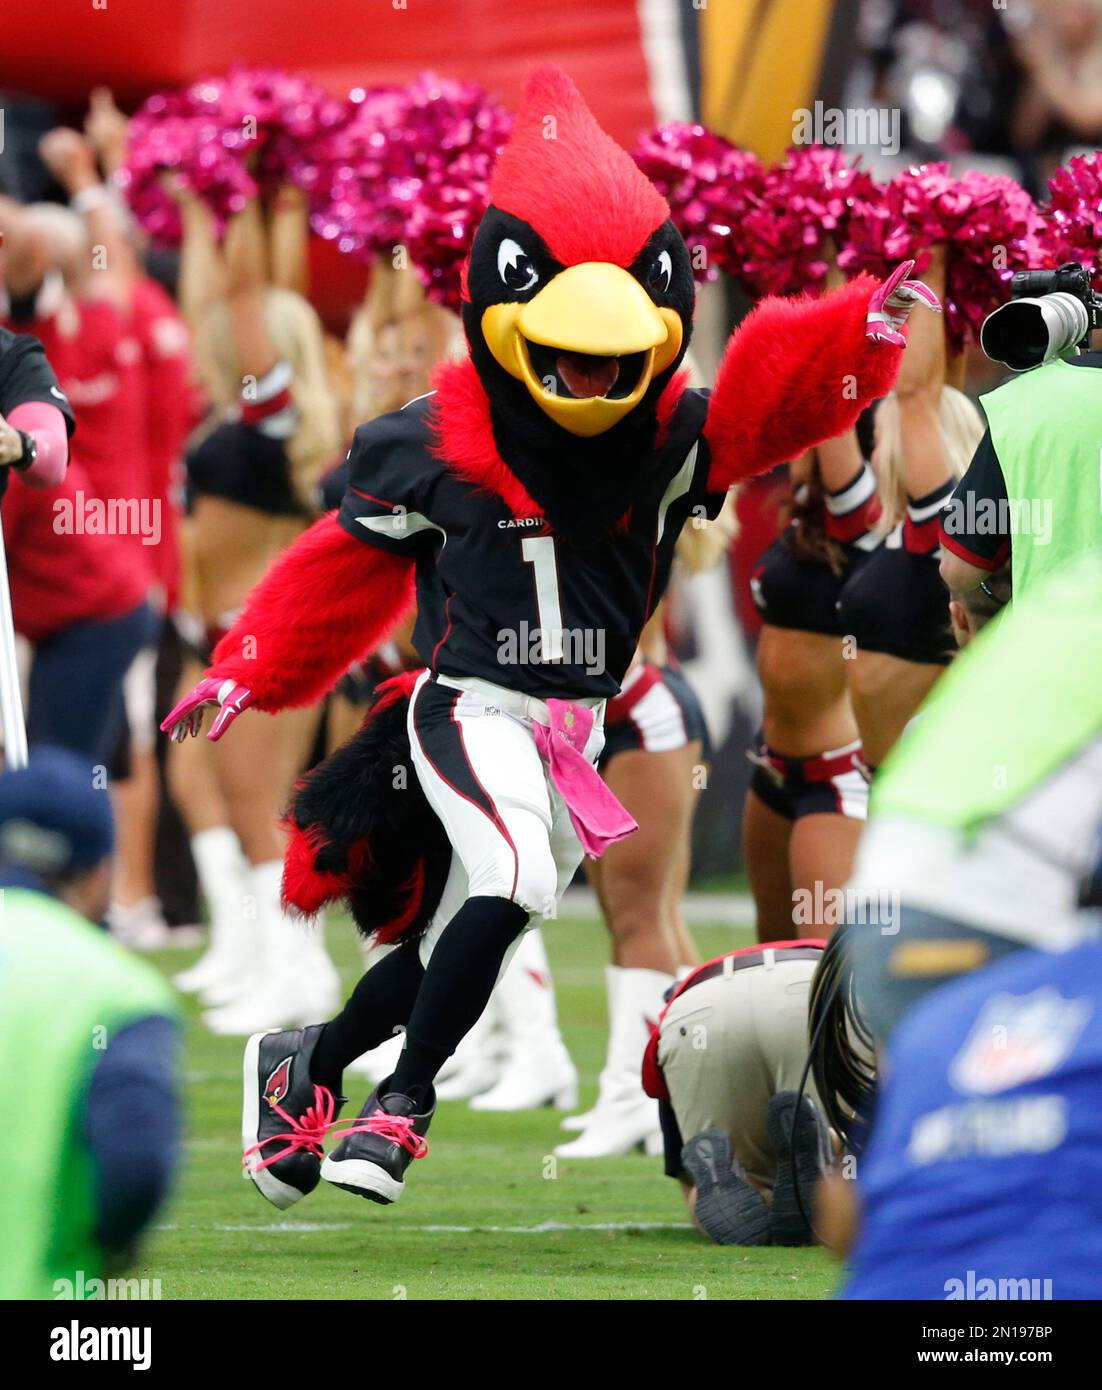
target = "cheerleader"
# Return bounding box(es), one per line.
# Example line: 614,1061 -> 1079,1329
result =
837,248 -> 985,768
743,421 -> 882,941
167,182 -> 341,1033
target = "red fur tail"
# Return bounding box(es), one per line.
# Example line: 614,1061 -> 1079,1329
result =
282,823 -> 356,916
704,274 -> 903,490
208,514 -> 415,712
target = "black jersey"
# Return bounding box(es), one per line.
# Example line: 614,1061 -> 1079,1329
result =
750,463 -> 881,637
838,541 -> 955,665
838,477 -> 959,666
338,389 -> 724,698
0,328 -> 76,501
187,421 -> 305,518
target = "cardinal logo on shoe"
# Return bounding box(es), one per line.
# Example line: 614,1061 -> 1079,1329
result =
264,1056 -> 293,1107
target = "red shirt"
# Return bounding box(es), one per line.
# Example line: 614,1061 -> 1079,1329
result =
128,277 -> 194,608
32,297 -> 154,591
3,462 -> 148,643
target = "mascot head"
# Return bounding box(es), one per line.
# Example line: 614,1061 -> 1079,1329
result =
462,66 -> 694,442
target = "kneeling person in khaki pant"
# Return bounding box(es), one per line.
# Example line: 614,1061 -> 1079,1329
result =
643,940 -> 833,1245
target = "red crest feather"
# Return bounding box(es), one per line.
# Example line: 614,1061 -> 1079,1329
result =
489,65 -> 669,268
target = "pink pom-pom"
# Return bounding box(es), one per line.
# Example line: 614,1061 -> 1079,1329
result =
739,146 -> 879,298
1042,154 -> 1102,292
308,85 -> 411,256
631,123 -> 764,282
311,73 -> 512,309
118,68 -> 348,247
404,167 -> 496,312
842,162 -> 1046,349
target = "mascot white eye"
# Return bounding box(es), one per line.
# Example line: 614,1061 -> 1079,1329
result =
497,238 -> 539,293
649,249 -> 673,294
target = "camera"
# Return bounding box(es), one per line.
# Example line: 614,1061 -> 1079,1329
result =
980,262 -> 1102,372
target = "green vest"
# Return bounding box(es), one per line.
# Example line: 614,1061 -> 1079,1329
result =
0,888 -> 176,1299
872,548 -> 1102,832
980,359 -> 1102,599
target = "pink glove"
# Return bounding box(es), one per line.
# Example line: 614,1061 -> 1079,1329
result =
161,677 -> 253,743
866,259 -> 942,348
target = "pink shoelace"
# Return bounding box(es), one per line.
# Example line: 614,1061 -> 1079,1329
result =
242,1084 -> 338,1173
327,1110 -> 429,1160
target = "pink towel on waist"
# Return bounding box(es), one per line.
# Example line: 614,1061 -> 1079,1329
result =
531,699 -> 638,858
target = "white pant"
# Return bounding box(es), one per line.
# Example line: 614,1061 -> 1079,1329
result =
407,672 -> 605,958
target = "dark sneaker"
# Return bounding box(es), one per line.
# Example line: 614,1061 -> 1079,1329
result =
681,1129 -> 771,1246
321,1080 -> 433,1205
767,1091 -> 833,1246
242,1026 -> 343,1209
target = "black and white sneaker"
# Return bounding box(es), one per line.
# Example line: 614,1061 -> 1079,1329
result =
321,1080 -> 433,1205
767,1091 -> 833,1246
681,1129 -> 771,1245
242,1026 -> 343,1210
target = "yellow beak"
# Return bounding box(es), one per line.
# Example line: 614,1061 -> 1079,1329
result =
481,262 -> 683,437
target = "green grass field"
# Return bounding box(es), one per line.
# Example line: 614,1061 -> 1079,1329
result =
138,915 -> 838,1300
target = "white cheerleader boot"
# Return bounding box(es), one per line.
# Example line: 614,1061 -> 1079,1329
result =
203,862 -> 340,1035
560,964 -> 622,1132
469,929 -> 578,1111
173,827 -> 251,993
554,966 -> 671,1158
345,1030 -> 406,1081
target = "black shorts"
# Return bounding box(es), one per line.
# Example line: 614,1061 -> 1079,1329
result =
187,421 -> 307,518
837,542 -> 955,666
600,662 -> 710,768
748,738 -> 869,821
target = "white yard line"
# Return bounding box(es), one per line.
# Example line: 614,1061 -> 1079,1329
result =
158,1220 -> 693,1235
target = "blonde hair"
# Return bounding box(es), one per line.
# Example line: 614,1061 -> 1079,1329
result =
872,386 -> 985,532
197,286 -> 341,504
346,299 -> 466,423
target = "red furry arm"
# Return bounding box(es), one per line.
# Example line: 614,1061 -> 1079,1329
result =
704,274 -> 903,490
207,514 -> 415,712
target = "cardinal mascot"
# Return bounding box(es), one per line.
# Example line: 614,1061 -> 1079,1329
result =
164,66 -> 934,1210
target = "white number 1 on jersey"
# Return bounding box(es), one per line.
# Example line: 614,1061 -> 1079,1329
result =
521,534 -> 564,661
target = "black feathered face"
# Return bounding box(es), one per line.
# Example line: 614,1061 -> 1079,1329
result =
462,208 -> 694,438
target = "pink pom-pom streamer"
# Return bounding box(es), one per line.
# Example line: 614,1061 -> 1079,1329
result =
631,123 -> 764,282
1042,154 -> 1102,293
311,73 -> 512,310
118,68 -> 348,247
739,146 -> 879,298
841,162 -> 1047,349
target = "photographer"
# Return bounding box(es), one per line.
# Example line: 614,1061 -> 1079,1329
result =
939,263 -> 1102,600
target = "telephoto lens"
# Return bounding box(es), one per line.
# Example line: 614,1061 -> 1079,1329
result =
980,291 -> 1091,372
